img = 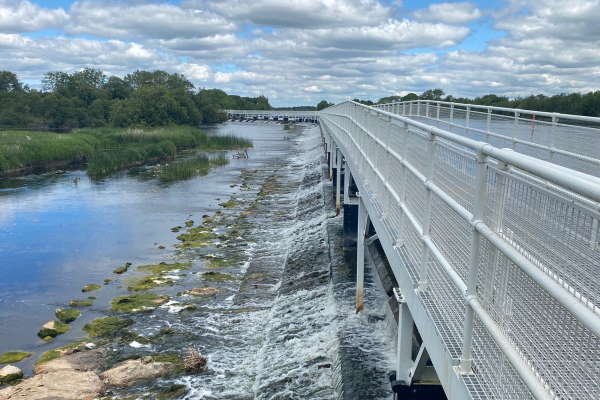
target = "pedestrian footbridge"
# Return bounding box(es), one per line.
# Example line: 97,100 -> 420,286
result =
226,109 -> 318,123
230,101 -> 600,400
320,101 -> 600,400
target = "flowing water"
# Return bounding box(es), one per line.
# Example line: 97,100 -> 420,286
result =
0,122 -> 395,399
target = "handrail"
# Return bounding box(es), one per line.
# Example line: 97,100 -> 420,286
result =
377,99 -> 600,124
319,100 -> 600,400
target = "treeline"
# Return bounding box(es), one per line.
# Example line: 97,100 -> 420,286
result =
0,69 -> 272,130
345,88 -> 600,117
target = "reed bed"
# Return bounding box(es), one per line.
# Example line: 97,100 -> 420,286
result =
0,127 -> 251,178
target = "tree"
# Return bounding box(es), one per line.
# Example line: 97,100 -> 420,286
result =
316,100 -> 333,110
420,88 -> 445,100
0,71 -> 22,92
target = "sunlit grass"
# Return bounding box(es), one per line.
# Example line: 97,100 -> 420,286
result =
0,127 -> 252,178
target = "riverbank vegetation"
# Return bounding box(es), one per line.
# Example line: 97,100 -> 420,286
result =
341,88 -> 600,116
0,126 -> 251,178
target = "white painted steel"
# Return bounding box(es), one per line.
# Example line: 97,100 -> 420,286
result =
225,109 -> 318,120
319,101 -> 600,400
374,100 -> 600,177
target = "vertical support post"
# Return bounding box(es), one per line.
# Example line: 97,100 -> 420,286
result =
329,141 -> 334,181
459,152 -> 488,374
396,291 -> 414,384
436,102 -> 441,120
550,115 -> 557,162
336,148 -> 342,215
486,109 -> 492,141
344,161 -> 352,204
356,196 -> 368,313
465,106 -> 471,134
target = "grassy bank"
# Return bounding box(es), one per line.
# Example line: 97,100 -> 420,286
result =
0,127 -> 252,178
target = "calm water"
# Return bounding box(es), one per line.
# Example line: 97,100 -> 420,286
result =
0,122 -> 294,372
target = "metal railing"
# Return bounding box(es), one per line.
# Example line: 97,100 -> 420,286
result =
374,100 -> 600,177
225,109 -> 318,120
319,101 -> 600,400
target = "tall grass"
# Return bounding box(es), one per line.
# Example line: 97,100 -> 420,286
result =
0,126 -> 251,178
158,153 -> 229,183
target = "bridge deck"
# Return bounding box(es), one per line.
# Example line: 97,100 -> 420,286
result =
320,101 -> 600,400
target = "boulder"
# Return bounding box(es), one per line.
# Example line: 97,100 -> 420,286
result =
99,359 -> 176,387
184,287 -> 220,297
0,365 -> 22,384
35,348 -> 108,374
0,370 -> 103,399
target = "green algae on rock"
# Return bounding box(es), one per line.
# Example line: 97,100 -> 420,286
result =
69,299 -> 93,307
83,316 -> 133,338
183,287 -> 220,297
137,262 -> 191,274
201,271 -> 237,282
35,340 -> 88,366
0,351 -> 32,364
170,226 -> 182,232
81,283 -> 101,292
185,220 -> 194,227
205,256 -> 232,269
156,383 -> 189,399
113,263 -> 131,274
126,275 -> 175,292
176,226 -> 218,248
55,308 -> 81,324
37,320 -> 70,339
219,198 -> 239,209
111,293 -> 169,312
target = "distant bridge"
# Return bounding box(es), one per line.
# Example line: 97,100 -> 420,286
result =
320,101 -> 600,400
226,109 -> 318,123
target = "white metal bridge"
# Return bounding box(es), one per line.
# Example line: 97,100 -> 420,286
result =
226,109 -> 318,122
320,101 -> 600,400
227,101 -> 600,399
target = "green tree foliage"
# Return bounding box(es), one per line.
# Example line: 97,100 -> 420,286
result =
316,100 -> 334,110
0,69 -> 272,129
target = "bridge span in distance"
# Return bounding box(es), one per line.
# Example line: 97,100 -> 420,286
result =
229,102 -> 600,400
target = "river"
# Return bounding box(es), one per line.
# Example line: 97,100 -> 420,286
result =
0,122 -> 394,399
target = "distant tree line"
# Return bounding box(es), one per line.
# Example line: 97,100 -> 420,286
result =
0,69 -> 272,130
316,88 -> 600,116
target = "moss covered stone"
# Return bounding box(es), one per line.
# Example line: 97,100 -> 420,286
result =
55,308 -> 81,323
171,226 -> 182,232
83,316 -> 133,338
185,220 -> 194,227
205,256 -> 231,269
156,384 -> 189,399
137,262 -> 191,274
111,293 -> 169,312
35,340 -> 88,366
176,226 -> 218,248
219,198 -> 239,209
69,299 -> 93,307
0,351 -> 32,364
37,320 -> 70,339
113,264 -> 130,274
81,283 -> 101,292
202,271 -> 237,282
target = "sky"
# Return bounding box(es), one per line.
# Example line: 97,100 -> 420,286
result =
1,0 -> 599,106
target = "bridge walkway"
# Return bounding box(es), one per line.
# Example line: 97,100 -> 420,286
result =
319,101 -> 600,400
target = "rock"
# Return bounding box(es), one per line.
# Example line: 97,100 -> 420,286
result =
184,287 -> 220,297
0,370 -> 103,399
37,320 -> 69,339
0,365 -> 22,384
35,348 -> 108,375
100,359 -> 176,387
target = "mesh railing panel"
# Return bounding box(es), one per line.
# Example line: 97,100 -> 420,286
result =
320,101 -> 600,400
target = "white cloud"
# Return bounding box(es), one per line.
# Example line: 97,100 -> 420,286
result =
66,1 -> 235,39
190,0 -> 390,28
412,2 -> 482,24
0,0 -> 68,32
